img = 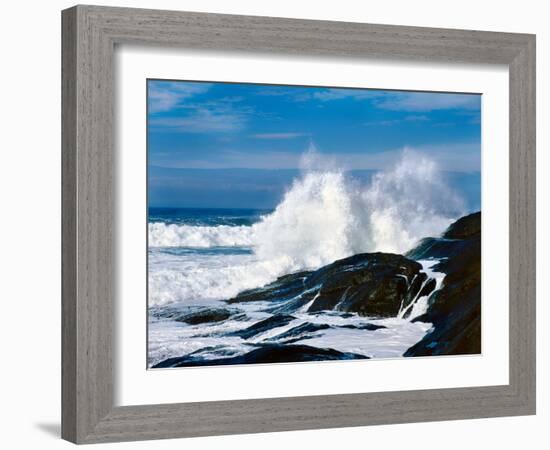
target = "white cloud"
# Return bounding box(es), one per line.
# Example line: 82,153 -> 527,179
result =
149,108 -> 247,133
404,114 -> 430,122
364,115 -> 431,127
149,95 -> 254,133
311,89 -> 380,101
375,92 -> 480,112
293,87 -> 480,113
148,81 -> 211,114
250,132 -> 309,140
152,143 -> 480,172
364,119 -> 401,126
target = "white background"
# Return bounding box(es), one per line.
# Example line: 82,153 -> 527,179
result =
116,48 -> 509,405
0,0 -> 547,449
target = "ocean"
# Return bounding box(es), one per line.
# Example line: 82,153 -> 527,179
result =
146,154 -> 465,367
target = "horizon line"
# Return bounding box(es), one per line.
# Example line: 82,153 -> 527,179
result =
149,165 -> 482,174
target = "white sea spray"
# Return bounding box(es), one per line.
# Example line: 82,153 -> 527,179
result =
148,149 -> 464,307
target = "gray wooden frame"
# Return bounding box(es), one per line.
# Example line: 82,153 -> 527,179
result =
62,4 -> 536,444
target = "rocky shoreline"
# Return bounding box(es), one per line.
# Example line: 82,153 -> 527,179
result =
152,211 -> 481,368
404,212 -> 481,356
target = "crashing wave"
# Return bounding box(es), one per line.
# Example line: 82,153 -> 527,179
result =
148,149 -> 465,306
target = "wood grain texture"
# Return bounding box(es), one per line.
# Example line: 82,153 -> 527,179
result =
61,4 -> 536,444
61,7 -> 77,443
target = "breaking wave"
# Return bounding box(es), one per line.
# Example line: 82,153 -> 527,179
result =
149,223 -> 254,248
150,149 -> 464,260
148,149 -> 465,306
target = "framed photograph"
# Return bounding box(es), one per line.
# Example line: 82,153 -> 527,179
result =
146,79 -> 482,369
62,5 -> 536,444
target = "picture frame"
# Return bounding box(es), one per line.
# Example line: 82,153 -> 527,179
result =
61,4 -> 536,444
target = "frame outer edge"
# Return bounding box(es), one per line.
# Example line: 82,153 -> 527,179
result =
527,36 -> 536,414
61,5 -> 78,444
509,35 -> 536,413
63,5 -> 116,443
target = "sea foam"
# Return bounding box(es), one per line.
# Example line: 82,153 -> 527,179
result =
149,223 -> 255,248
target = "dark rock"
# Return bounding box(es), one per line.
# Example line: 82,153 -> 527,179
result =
227,271 -> 311,304
404,212 -> 481,356
339,323 -> 387,331
307,253 -> 430,318
442,211 -> 481,240
173,307 -> 234,325
229,313 -> 250,321
266,322 -> 331,343
227,253 -> 435,319
399,271 -> 428,313
406,212 -> 481,263
400,277 -> 436,319
153,344 -> 368,368
148,306 -> 181,320
266,288 -> 319,315
405,237 -> 467,262
231,314 -> 295,340
417,277 -> 437,298
185,345 -> 239,359
150,306 -> 236,325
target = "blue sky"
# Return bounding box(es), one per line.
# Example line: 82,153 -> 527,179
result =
147,79 -> 481,208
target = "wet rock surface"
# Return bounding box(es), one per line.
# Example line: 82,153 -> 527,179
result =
228,253 -> 433,318
150,306 -> 237,325
404,212 -> 481,356
153,343 -> 369,368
